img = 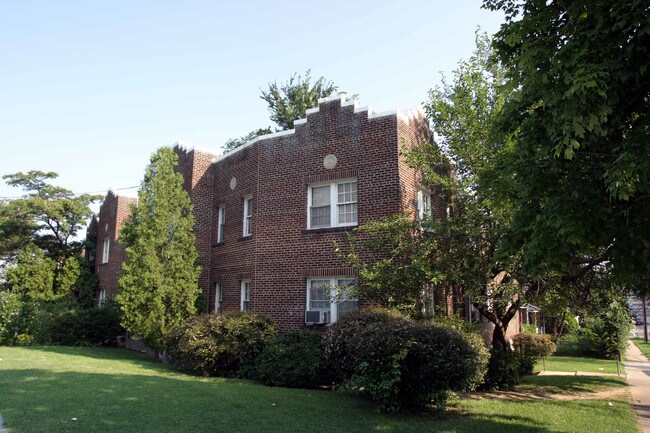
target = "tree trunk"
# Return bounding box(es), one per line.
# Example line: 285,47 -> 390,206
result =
492,322 -> 510,352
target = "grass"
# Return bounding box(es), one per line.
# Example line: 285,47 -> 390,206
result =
0,346 -> 640,433
519,375 -> 628,394
534,355 -> 621,375
632,338 -> 650,360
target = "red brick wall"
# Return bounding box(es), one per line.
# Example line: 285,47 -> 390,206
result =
173,145 -> 216,307
207,96 -> 432,330
95,191 -> 136,299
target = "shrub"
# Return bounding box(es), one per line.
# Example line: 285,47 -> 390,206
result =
49,300 -> 124,346
254,330 -> 329,388
167,312 -> 277,377
513,333 -> 556,375
327,308 -> 489,412
562,315 -> 579,335
555,332 -> 591,357
480,349 -> 523,390
0,292 -> 23,344
583,301 -> 632,359
522,323 -> 537,334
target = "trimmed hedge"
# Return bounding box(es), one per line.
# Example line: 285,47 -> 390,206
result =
254,330 -> 330,388
166,312 -> 277,377
513,333 -> 556,375
327,308 -> 489,412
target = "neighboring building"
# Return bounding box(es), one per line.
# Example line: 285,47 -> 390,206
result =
90,93 -> 524,334
93,190 -> 136,303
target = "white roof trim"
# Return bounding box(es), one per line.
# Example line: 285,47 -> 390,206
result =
173,141 -> 218,157
215,94 -> 423,163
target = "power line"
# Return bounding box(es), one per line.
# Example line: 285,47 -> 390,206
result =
0,185 -> 139,201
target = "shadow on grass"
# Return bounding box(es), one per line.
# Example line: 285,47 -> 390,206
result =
520,375 -> 628,393
0,368 -> 568,433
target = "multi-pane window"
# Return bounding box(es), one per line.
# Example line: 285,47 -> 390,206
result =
417,188 -> 432,220
243,196 -> 253,236
308,180 -> 357,229
240,280 -> 251,311
307,277 -> 358,323
102,239 -> 110,263
217,205 -> 225,243
215,283 -> 223,313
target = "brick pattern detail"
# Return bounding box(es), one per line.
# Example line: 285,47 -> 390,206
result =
94,191 -> 136,300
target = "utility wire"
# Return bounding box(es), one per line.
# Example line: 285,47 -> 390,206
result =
0,185 -> 139,200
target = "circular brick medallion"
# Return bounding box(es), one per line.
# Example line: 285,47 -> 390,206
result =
323,154 -> 337,169
230,177 -> 237,190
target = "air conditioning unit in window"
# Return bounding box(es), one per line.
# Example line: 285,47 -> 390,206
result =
305,310 -> 331,325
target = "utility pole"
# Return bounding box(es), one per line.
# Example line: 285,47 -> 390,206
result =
643,296 -> 648,343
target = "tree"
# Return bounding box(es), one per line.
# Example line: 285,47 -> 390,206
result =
5,244 -> 56,302
1,171 -> 101,263
342,32 -> 528,350
223,127 -> 272,154
261,70 -> 339,130
482,0 -> 650,283
116,147 -> 202,351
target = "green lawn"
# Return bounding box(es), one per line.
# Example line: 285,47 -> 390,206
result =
0,346 -> 640,433
534,355 -> 621,375
632,338 -> 650,360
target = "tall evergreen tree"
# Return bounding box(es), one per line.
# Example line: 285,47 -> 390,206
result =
117,147 -> 202,351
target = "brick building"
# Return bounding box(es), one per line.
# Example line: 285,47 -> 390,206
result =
93,190 -> 137,302
93,94 -> 519,333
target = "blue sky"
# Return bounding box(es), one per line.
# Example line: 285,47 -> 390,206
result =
0,0 -> 504,204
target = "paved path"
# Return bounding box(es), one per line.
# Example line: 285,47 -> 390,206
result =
0,414 -> 7,433
625,340 -> 650,433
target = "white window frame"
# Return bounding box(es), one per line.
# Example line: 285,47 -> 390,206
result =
240,280 -> 251,311
217,205 -> 225,243
215,283 -> 223,313
306,277 -> 358,323
102,238 -> 110,263
242,196 -> 253,237
307,178 -> 357,229
417,188 -> 432,220
98,289 -> 107,305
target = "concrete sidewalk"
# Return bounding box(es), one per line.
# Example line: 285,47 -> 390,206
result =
625,340 -> 650,433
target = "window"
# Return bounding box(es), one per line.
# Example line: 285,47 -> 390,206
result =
243,196 -> 253,236
217,205 -> 225,243
240,280 -> 251,311
306,277 -> 357,323
102,239 -> 110,263
98,289 -> 107,306
308,179 -> 357,229
215,283 -> 223,313
417,188 -> 432,220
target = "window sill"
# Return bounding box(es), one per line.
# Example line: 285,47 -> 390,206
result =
302,226 -> 357,235
211,241 -> 225,248
238,235 -> 253,242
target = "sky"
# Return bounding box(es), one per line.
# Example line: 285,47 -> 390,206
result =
0,0 -> 504,207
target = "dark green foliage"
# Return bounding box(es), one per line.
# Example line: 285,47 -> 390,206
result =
167,312 -> 277,377
327,308 -> 489,412
480,349 -> 523,390
261,70 -> 338,130
513,333 -> 556,375
554,333 -> 592,357
5,244 -> 56,301
117,147 -> 202,351
1,170 -> 101,263
583,301 -> 632,359
223,127 -> 273,154
49,300 -> 124,346
483,0 -> 650,282
254,330 -> 330,388
0,298 -> 123,346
